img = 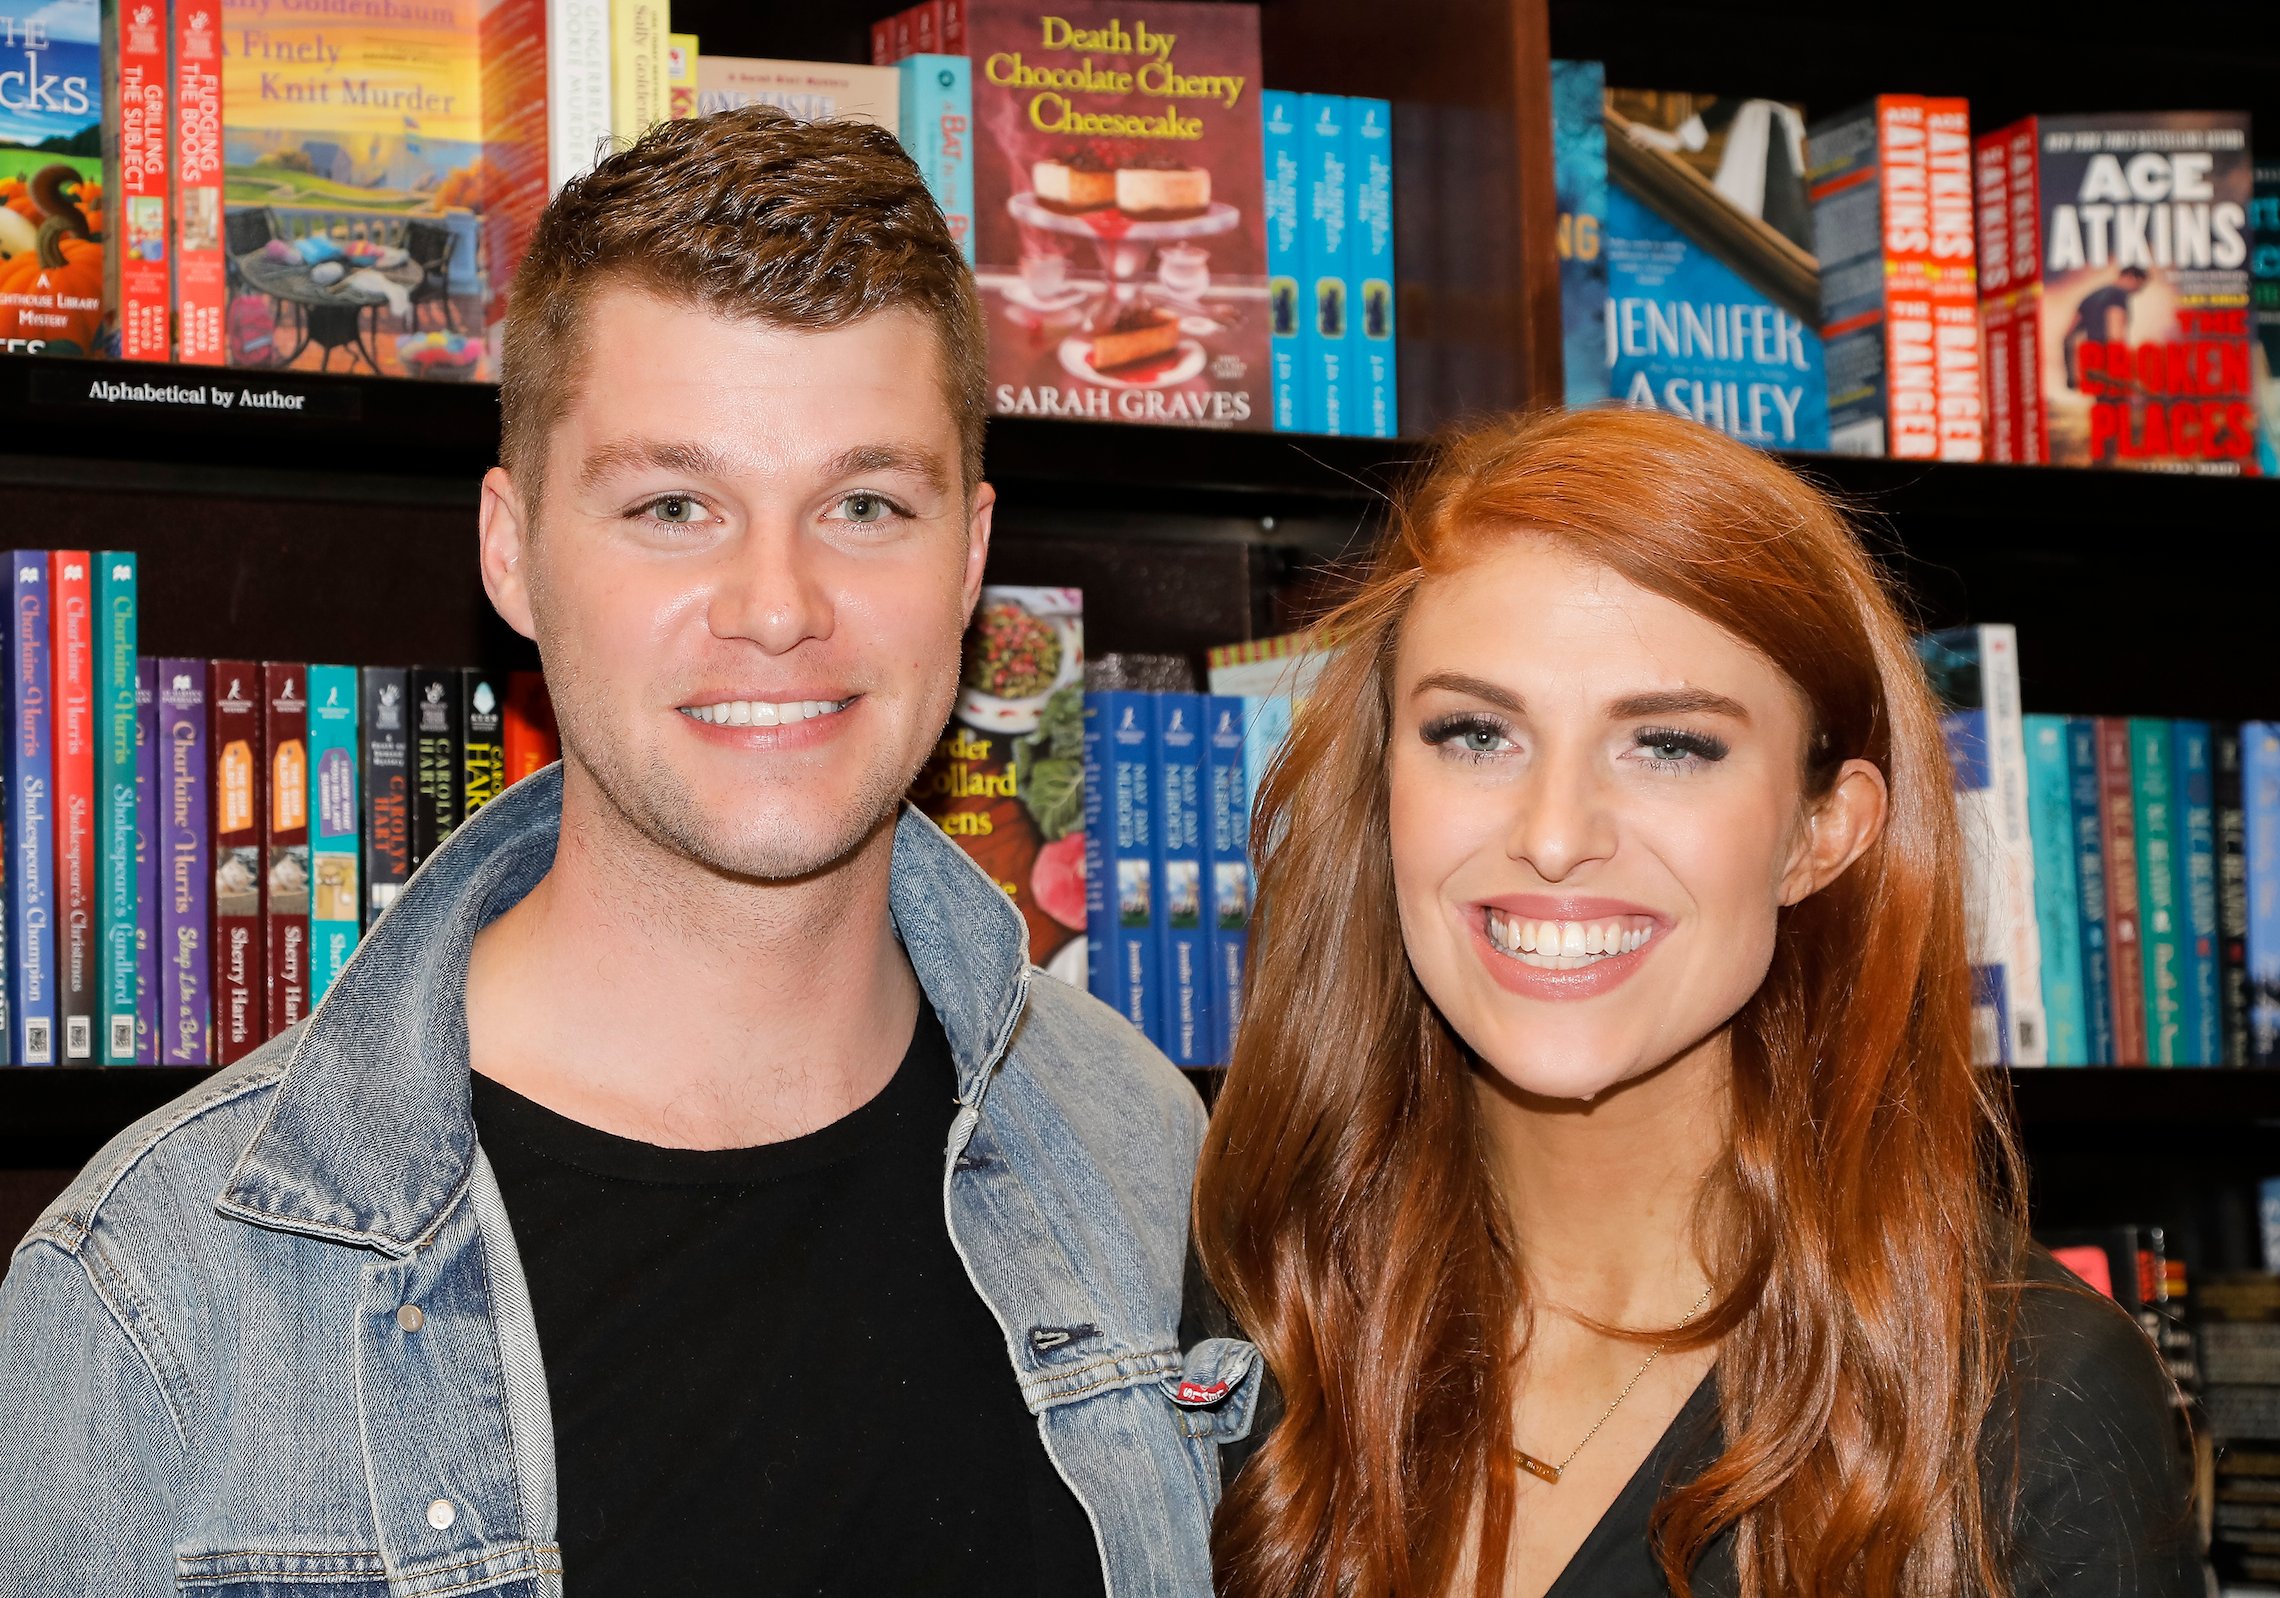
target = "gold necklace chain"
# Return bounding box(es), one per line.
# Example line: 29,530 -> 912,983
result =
1512,1281 -> 1716,1486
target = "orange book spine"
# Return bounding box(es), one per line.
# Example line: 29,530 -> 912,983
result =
172,0 -> 226,365
115,2 -> 172,361
1920,98 -> 1982,461
502,671 -> 559,784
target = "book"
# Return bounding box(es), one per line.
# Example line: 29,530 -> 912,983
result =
2096,716 -> 2148,1065
461,667 -> 505,816
1298,93 -> 1354,436
608,0 -> 666,138
1805,96 -> 1982,460
2024,715 -> 2086,1064
2254,163 -> 2279,476
503,670 -> 559,783
1202,694 -> 1249,1066
0,0 -> 105,357
410,666 -> 463,868
2174,721 -> 2220,1066
1551,59 -> 1610,409
2248,723 -> 2279,1066
969,0 -> 1269,431
1153,692 -> 1209,1064
94,552 -> 136,1062
208,659 -> 264,1064
1241,692 -> 1290,815
2216,725 -> 2250,1066
897,54 -> 973,263
482,0 -> 612,352
306,664 -> 358,1005
2065,717 -> 2115,1067
171,0 -> 224,364
1974,113 -> 2256,472
698,58 -> 900,132
912,588 -> 1087,986
134,656 -> 156,1062
2132,718 -> 2183,1065
1350,96 -> 1396,439
261,662 -> 308,1040
106,0 -> 169,361
4,555 -> 55,1065
666,31 -> 697,119
1083,689 -> 1159,1040
1602,86 -> 1830,450
1204,628 -> 1327,700
50,551 -> 94,1062
1260,89 -> 1303,430
360,667 -> 411,922
157,660 -> 209,1064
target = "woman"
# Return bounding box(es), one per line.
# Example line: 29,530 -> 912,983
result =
1193,408 -> 2196,1598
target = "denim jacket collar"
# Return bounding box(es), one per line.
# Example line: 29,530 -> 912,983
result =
218,764 -> 1031,1257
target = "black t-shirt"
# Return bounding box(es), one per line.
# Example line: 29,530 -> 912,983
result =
472,1005 -> 1108,1598
2071,283 -> 2136,344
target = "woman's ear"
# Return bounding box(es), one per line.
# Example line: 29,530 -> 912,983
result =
1779,758 -> 1888,907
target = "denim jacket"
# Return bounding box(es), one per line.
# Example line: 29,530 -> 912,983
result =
0,766 -> 1258,1597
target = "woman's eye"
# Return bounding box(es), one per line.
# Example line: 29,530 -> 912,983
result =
1634,727 -> 1729,768
1422,714 -> 1512,760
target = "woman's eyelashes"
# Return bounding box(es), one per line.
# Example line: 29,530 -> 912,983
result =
1420,712 -> 1514,763
1631,725 -> 1730,771
1418,712 -> 1731,773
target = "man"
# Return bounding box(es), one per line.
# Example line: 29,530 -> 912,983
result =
0,109 -> 1256,1597
2063,263 -> 2149,391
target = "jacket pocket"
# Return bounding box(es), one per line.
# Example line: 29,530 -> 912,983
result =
1160,1335 -> 1263,1442
176,1547 -> 388,1597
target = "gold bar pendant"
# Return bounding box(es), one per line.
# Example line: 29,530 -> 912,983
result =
1514,1451 -> 1563,1485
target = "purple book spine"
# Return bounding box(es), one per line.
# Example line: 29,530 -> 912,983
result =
158,659 -> 211,1065
135,658 -> 159,1063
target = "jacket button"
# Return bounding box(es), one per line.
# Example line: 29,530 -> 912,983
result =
427,1499 -> 456,1531
397,1304 -> 425,1333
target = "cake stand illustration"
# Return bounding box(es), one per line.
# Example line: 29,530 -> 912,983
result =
1007,192 -> 1240,387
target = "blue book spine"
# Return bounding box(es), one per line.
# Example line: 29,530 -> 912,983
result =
2132,718 -> 2183,1066
2174,721 -> 2220,1066
135,658 -> 158,1063
6,554 -> 56,1065
1202,696 -> 1251,1067
1551,59 -> 1611,409
157,659 -> 211,1066
95,553 -> 138,1062
1299,93 -> 1355,436
307,664 -> 361,1007
1261,89 -> 1306,433
1082,691 -> 1160,1043
1349,96 -> 1397,439
1243,693 -> 1294,815
2248,723 -> 2280,1066
1153,693 -> 1210,1066
898,55 -> 975,264
2065,718 -> 2114,1066
2024,715 -> 2086,1064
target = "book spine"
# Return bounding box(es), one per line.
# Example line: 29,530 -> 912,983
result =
1153,693 -> 1210,1066
1261,90 -> 1305,434
1981,294 -> 2016,463
2024,715 -> 2086,1064
1944,709 -> 2011,1064
2216,724 -> 2250,1066
306,665 -> 360,1006
546,0 -> 613,187
461,668 -> 506,817
665,31 -> 697,119
2096,716 -> 2146,1065
6,557 -> 55,1065
261,664 -> 309,1040
870,14 -> 897,65
1082,691 -> 1159,1042
2066,717 -> 2115,1066
158,660 -> 210,1064
1300,94 -> 1355,437
1810,100 -> 1893,457
2004,119 -> 2046,464
608,0 -> 667,139
2247,723 -> 2280,1068
1920,97 -> 1983,462
2174,721 -> 2220,1067
1350,96 -> 1397,440
938,0 -> 962,56
906,0 -> 941,56
2132,718 -> 2182,1065
50,552 -> 95,1062
481,0 -> 551,355
411,667 -> 465,869
503,671 -> 559,784
95,554 -> 138,1062
891,4 -> 913,61
360,667 -> 411,923
898,55 -> 975,265
135,658 -> 158,1062
109,0 -> 171,361
171,0 -> 225,365
1203,695 -> 1250,1068
208,659 -> 264,1063
1976,626 -> 2045,1065
1972,126 -> 2013,462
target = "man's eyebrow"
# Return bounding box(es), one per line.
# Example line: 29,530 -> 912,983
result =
824,443 -> 952,493
577,438 -> 735,494
1411,671 -> 1524,712
1608,687 -> 1752,722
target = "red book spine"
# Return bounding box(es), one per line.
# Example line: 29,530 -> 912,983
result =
1919,98 -> 1982,462
502,671 -> 560,784
209,661 -> 266,1061
49,554 -> 96,1062
939,0 -> 963,53
1982,296 -> 2015,463
892,4 -> 914,60
908,0 -> 941,54
1973,125 -> 2013,463
2002,119 -> 2045,464
114,2 -> 171,361
2014,293 -> 2046,463
172,0 -> 226,365
870,15 -> 896,63
2096,716 -> 2146,1066
262,664 -> 309,1038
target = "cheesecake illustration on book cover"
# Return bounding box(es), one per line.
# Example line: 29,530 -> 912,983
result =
969,0 -> 1267,430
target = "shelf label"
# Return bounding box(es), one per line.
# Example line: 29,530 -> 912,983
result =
27,368 -> 362,422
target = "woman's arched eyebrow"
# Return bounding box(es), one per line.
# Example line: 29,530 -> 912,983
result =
1410,670 -> 1523,711
1607,687 -> 1751,723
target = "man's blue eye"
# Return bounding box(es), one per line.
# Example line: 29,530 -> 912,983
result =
844,493 -> 890,522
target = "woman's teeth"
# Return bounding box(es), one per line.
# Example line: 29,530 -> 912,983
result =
681,698 -> 848,728
1483,910 -> 1652,969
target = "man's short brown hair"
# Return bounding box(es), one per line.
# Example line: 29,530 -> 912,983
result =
499,106 -> 987,504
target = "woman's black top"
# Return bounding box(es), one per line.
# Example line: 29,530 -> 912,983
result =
1204,1249 -> 2203,1597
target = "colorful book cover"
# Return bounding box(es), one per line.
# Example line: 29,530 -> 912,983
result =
261,662 -> 308,1040
220,0 -> 491,378
94,552 -> 136,1062
2246,722 -> 2279,1066
1603,87 -> 1829,450
2254,163 -> 2278,476
1202,694 -> 1249,1066
134,656 -> 156,1062
158,659 -> 209,1064
1350,96 -> 1396,439
1297,92 -> 1354,436
503,669 -> 559,783
2131,717 -> 2183,1065
1806,96 -> 1982,460
208,658 -> 264,1063
107,0 -> 168,361
1083,688 -> 1159,1039
1260,88 -> 1302,430
898,54 -> 974,263
2096,716 -> 2147,1065
1241,691 -> 1290,815
1152,692 -> 1208,1064
970,0 -> 1268,430
2065,718 -> 2115,1067
306,664 -> 358,1005
699,58 -> 900,132
608,0 -> 665,137
4,555 -> 55,1065
461,667 -> 505,816
2215,725 -> 2249,1066
2024,715 -> 2086,1064
478,0 -> 546,361
665,31 -> 697,120
912,588 -> 1087,986
50,551 -> 94,1062
360,666 -> 411,923
172,0 -> 225,364
2173,721 -> 2220,1066
0,0 -> 105,357
1551,59 -> 1609,408
410,666 -> 463,868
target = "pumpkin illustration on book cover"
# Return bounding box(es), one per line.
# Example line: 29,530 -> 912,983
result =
0,0 -> 110,357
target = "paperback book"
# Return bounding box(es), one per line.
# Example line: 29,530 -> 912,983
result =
1152,692 -> 1208,1065
411,667 -> 464,867
307,664 -> 358,1004
158,659 -> 209,1063
209,659 -> 263,1063
899,54 -> 975,263
361,667 -> 411,922
1083,687 -> 1159,1037
695,58 -> 901,131
134,657 -> 156,1060
461,668 -> 505,816
0,0 -> 105,357
2255,163 -> 2279,475
50,551 -> 94,1061
1551,59 -> 1610,409
2249,723 -> 2279,1065
5,555 -> 55,1064
107,0 -> 169,361
95,552 -> 136,1061
262,664 -> 308,1040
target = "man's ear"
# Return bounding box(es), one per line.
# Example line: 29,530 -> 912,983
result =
479,466 -> 538,643
1778,758 -> 1888,907
962,479 -> 997,617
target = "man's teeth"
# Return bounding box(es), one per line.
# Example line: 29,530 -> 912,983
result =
1483,911 -> 1652,969
680,698 -> 848,727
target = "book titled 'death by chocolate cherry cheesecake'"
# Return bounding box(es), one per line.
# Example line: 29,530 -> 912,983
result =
969,0 -> 1269,429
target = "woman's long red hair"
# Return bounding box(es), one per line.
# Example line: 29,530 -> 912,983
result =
1194,408 -> 2027,1598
